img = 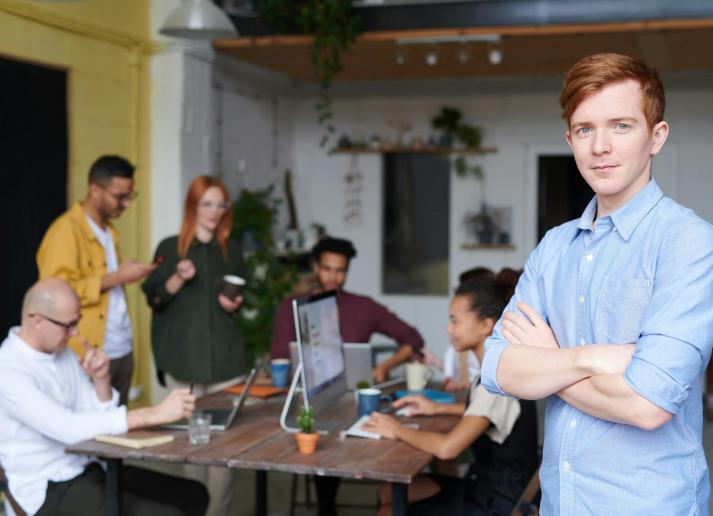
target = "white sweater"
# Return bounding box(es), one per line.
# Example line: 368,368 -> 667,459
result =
0,328 -> 128,515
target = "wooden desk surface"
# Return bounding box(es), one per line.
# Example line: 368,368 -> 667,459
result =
66,391 -> 460,484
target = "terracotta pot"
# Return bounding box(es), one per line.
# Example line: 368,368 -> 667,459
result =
295,432 -> 319,454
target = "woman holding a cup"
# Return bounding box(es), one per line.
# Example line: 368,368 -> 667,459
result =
363,269 -> 538,516
142,175 -> 245,516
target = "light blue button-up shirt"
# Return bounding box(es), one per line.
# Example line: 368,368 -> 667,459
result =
482,179 -> 713,515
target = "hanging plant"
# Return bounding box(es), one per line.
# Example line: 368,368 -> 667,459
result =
253,0 -> 362,147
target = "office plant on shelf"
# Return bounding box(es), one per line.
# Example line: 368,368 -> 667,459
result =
295,406 -> 319,454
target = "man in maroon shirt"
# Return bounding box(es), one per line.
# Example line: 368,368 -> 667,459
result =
271,237 -> 425,383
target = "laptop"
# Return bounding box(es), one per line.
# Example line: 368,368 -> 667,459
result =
163,368 -> 257,431
290,341 -> 405,391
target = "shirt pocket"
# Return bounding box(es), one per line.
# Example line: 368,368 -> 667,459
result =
595,277 -> 652,344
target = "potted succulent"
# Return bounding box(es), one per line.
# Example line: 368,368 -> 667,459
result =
295,406 -> 319,454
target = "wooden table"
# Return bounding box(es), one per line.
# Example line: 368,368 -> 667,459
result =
66,391 -> 459,516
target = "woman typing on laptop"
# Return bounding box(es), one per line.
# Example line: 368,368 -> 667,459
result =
363,269 -> 538,516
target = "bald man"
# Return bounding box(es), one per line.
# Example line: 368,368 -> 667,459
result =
0,279 -> 208,516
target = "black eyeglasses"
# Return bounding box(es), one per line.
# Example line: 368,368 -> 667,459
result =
30,313 -> 81,332
105,190 -> 139,203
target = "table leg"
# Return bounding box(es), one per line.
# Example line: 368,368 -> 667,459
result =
256,470 -> 267,516
392,482 -> 407,516
105,458 -> 122,516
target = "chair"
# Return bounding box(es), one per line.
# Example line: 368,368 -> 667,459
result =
0,463 -> 27,516
509,467 -> 541,516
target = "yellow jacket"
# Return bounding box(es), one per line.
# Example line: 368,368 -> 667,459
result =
36,202 -> 123,355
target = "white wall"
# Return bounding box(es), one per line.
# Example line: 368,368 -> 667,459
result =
284,75 -> 713,358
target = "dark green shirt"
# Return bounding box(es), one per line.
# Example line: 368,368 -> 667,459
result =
142,236 -> 245,383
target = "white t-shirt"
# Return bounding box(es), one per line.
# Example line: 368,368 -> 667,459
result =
443,345 -> 480,382
85,215 -> 133,359
0,328 -> 127,514
464,378 -> 520,444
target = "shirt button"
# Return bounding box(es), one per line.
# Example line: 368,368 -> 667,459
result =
578,295 -> 585,304
563,461 -> 571,472
569,419 -> 577,429
586,253 -> 594,262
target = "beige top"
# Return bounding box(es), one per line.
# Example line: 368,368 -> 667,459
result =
464,380 -> 521,444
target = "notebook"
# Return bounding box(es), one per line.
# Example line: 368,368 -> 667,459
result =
95,431 -> 174,449
162,368 -> 257,431
224,383 -> 287,399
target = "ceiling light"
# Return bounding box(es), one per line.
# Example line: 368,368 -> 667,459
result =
456,43 -> 470,64
488,45 -> 503,65
425,46 -> 438,66
160,0 -> 238,40
395,45 -> 407,66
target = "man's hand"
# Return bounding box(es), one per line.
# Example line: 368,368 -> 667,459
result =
218,294 -> 243,313
392,394 -> 437,416
153,389 -> 196,425
117,259 -> 156,284
79,339 -> 110,383
79,339 -> 112,401
127,389 -> 196,430
175,259 -> 196,281
361,412 -> 402,440
372,363 -> 389,384
502,302 -> 559,348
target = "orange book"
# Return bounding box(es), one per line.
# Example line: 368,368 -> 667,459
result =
224,383 -> 287,398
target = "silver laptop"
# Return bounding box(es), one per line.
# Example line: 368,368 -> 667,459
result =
163,368 -> 257,431
290,341 -> 404,391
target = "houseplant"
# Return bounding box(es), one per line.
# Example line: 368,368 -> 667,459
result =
431,106 -> 485,179
254,0 -> 363,147
295,406 -> 319,454
231,185 -> 298,367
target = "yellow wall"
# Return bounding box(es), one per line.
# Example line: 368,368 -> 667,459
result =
0,0 -> 155,406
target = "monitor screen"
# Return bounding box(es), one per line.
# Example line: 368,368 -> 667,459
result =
293,291 -> 345,399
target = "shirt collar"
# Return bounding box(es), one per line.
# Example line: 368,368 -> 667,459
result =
576,179 -> 664,241
6,327 -> 57,362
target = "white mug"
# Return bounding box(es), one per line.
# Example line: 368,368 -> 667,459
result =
406,362 -> 430,391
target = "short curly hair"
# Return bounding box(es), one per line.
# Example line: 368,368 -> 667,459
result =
311,237 -> 357,263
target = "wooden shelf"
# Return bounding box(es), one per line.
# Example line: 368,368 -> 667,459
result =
460,243 -> 515,250
331,146 -> 498,155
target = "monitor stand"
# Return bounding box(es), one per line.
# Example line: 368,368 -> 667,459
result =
279,363 -> 338,435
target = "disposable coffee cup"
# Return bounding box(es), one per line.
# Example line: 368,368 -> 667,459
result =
220,275 -> 245,299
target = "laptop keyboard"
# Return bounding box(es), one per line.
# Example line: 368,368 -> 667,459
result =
344,415 -> 381,440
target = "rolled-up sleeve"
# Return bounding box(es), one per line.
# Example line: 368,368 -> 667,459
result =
482,232 -> 549,396
624,220 -> 713,415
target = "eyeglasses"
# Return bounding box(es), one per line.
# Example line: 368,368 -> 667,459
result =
30,313 -> 81,333
105,190 -> 139,203
198,201 -> 230,211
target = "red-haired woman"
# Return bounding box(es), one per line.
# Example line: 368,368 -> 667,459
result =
142,175 -> 245,516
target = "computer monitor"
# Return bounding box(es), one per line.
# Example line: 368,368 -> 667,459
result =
292,290 -> 348,415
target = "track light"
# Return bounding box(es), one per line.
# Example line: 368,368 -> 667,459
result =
425,46 -> 438,66
456,43 -> 470,64
488,45 -> 503,65
395,45 -> 407,66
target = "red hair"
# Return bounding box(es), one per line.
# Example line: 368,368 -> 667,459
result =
559,53 -> 665,132
178,175 -> 233,258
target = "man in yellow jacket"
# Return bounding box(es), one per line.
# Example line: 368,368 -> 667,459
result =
36,155 -> 155,405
